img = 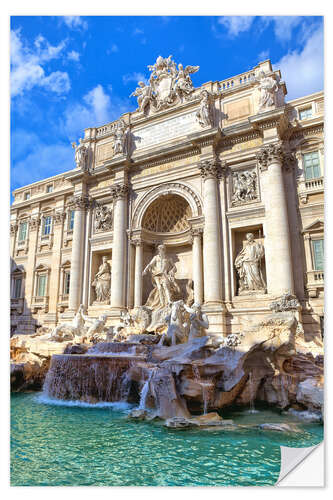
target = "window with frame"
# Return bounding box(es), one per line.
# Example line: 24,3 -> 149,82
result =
69,210 -> 75,231
13,278 -> 22,299
18,221 -> 28,242
312,239 -> 324,271
46,184 -> 53,193
42,216 -> 52,236
37,274 -> 47,297
299,107 -> 312,120
63,271 -> 71,295
24,192 -> 30,200
303,151 -> 321,180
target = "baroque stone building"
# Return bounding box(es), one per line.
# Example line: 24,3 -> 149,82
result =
10,58 -> 324,341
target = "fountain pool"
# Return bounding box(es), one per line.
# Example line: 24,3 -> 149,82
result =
11,392 -> 323,486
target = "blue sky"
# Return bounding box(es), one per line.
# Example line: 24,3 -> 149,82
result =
10,15 -> 324,195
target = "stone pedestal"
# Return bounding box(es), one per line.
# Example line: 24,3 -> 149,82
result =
257,143 -> 294,296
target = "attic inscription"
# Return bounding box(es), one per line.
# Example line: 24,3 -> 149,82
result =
134,111 -> 200,150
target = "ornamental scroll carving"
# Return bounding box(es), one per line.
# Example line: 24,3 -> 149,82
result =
29,217 -> 40,231
231,169 -> 258,205
53,211 -> 66,226
269,292 -> 300,313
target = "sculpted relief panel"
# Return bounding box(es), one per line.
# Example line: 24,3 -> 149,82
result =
231,168 -> 259,206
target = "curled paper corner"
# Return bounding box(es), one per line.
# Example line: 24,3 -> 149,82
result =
276,442 -> 324,486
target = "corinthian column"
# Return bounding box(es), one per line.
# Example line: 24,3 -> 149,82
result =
256,142 -> 294,295
199,159 -> 223,304
191,228 -> 204,304
68,195 -> 90,312
133,239 -> 143,308
110,184 -> 129,308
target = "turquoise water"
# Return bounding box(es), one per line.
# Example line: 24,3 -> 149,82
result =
11,393 -> 323,487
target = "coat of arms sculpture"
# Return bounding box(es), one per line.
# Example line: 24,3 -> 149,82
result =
130,55 -> 199,114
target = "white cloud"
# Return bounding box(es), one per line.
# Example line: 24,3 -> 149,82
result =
11,29 -> 70,97
107,44 -> 119,55
217,16 -> 255,36
133,28 -> 144,35
273,25 -> 323,100
61,84 -> 131,140
67,50 -> 80,61
122,72 -> 147,85
262,16 -> 302,42
42,71 -> 71,93
63,16 -> 88,30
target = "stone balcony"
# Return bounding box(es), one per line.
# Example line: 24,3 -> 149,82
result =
11,298 -> 24,315
31,296 -> 49,313
298,176 -> 324,204
306,270 -> 324,298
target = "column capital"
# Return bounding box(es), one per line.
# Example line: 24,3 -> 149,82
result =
191,227 -> 204,238
68,194 -> 92,211
256,142 -> 296,172
110,183 -> 129,200
256,142 -> 284,171
131,238 -> 143,247
198,158 -> 221,180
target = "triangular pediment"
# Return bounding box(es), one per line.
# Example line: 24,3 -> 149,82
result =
302,219 -> 324,233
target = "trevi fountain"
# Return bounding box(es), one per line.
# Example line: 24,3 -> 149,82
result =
10,55 -> 324,486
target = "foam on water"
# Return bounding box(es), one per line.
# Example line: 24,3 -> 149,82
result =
35,393 -> 133,411
284,408 -> 322,422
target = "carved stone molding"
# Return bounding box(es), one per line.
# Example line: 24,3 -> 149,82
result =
53,211 -> 66,225
110,184 -> 129,200
269,292 -> 301,313
29,216 -> 40,231
198,159 -> 221,179
10,223 -> 18,235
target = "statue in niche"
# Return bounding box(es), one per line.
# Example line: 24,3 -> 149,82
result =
184,302 -> 209,342
72,138 -> 88,171
143,244 -> 181,309
257,70 -> 279,111
92,256 -> 111,303
234,233 -> 266,294
130,81 -> 153,115
196,90 -> 213,127
232,170 -> 258,204
112,119 -> 128,155
95,205 -> 113,232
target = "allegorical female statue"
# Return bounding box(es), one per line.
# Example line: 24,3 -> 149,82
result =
92,256 -> 111,303
142,244 -> 181,308
234,233 -> 266,294
196,90 -> 213,127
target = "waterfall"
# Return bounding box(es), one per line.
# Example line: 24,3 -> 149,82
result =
192,365 -> 213,415
248,372 -> 258,413
139,370 -> 154,410
43,354 -> 134,403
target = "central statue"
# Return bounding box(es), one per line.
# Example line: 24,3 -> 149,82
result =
143,244 -> 181,309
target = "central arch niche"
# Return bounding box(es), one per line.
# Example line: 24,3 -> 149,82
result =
142,194 -> 191,234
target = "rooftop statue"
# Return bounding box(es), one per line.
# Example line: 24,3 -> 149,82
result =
130,55 -> 199,114
256,70 -> 284,112
72,138 -> 89,171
